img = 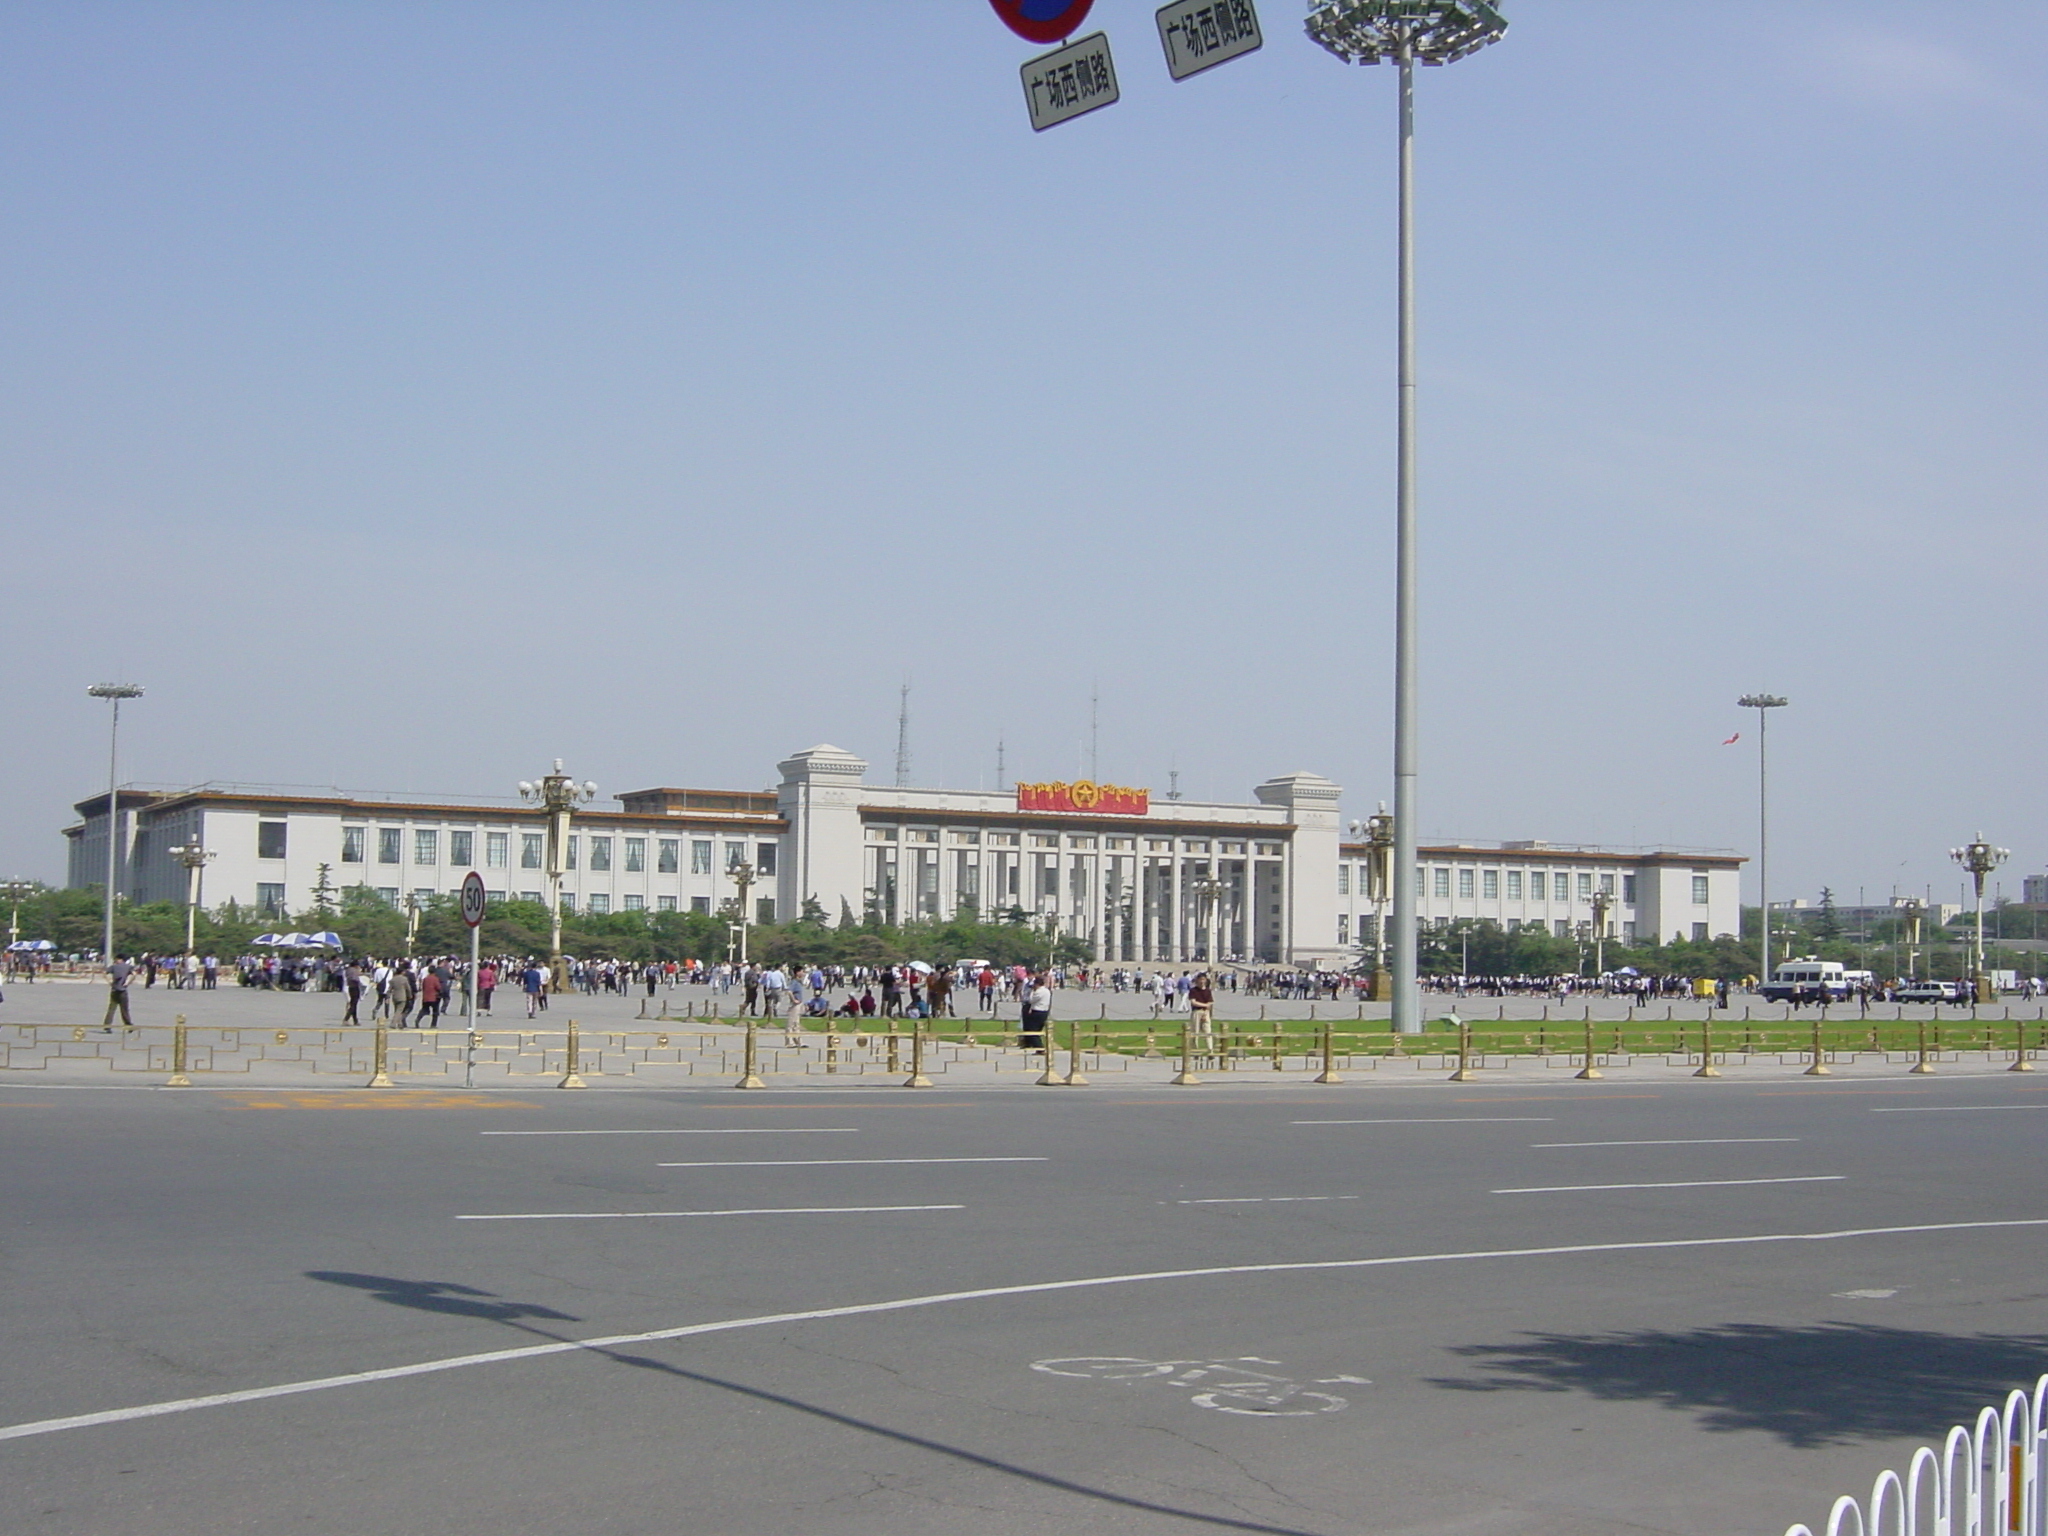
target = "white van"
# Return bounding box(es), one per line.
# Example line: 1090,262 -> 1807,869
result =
1761,958 -> 1849,1002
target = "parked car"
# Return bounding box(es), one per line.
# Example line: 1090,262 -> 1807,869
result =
1896,981 -> 1962,1003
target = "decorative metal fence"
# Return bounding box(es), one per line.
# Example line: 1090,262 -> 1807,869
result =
1785,1376 -> 2043,1536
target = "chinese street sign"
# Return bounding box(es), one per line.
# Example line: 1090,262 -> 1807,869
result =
1156,0 -> 1262,81
1016,780 -> 1151,816
1022,32 -> 1119,132
459,870 -> 487,928
989,0 -> 1097,46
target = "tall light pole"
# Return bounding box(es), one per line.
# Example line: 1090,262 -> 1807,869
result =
519,761 -> 596,993
86,683 -> 144,963
1737,694 -> 1788,979
1352,805 -> 1395,999
1897,896 -> 1923,981
1951,834 -> 2009,1002
728,860 -> 757,966
167,842 -> 215,958
1307,1 -> 1506,1034
1589,887 -> 1613,978
2,880 -> 33,949
1190,875 -> 1226,964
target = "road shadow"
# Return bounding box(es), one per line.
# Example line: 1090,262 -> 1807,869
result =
1427,1322 -> 2048,1446
305,1271 -> 580,1325
302,1270 -> 1336,1536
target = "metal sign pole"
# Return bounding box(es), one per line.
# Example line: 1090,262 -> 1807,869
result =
467,918 -> 479,1090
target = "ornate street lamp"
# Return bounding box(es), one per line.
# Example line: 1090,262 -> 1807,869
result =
519,761 -> 596,992
1737,694 -> 1789,977
727,860 -> 757,966
1950,835 -> 2009,1003
1189,875 -> 1226,965
167,842 -> 216,959
1306,0 -> 1507,1034
1351,805 -> 1395,998
2,879 -> 34,951
86,682 -> 144,962
1589,887 -> 1613,978
1896,897 -> 1924,981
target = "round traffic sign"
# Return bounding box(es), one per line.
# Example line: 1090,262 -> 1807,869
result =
988,0 -> 1095,45
459,871 -> 487,929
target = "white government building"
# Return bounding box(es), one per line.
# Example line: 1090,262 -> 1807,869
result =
65,745 -> 1744,965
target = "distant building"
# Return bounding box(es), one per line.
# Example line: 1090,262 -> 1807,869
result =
1335,839 -> 1744,952
65,749 -> 1747,966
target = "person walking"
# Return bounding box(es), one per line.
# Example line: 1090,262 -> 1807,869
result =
100,955 -> 136,1032
341,962 -> 365,1025
522,960 -> 546,1018
416,966 -> 443,1028
1189,972 -> 1215,1051
389,965 -> 417,1029
477,961 -> 497,1017
1020,972 -> 1051,1051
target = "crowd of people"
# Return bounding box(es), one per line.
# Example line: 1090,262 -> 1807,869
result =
53,949 -> 2042,1040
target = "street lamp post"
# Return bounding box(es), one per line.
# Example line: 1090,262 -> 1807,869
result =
1737,694 -> 1788,981
1189,875 -> 1226,965
1589,887 -> 1613,979
1897,897 -> 1924,981
166,843 -> 215,959
728,860 -> 757,966
1353,806 -> 1395,1000
1950,835 -> 2009,1003
1307,0 -> 1506,1034
86,683 -> 144,963
519,761 -> 596,993
1,880 -> 34,951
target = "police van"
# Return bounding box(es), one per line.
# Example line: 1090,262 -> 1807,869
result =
1760,958 -> 1849,1002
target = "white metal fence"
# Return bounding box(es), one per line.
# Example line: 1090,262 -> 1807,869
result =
1786,1375 -> 2045,1536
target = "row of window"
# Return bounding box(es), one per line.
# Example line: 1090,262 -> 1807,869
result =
865,826 -> 1285,858
255,881 -> 780,923
1339,866 -> 1712,907
327,826 -> 777,878
1335,915 -> 1714,945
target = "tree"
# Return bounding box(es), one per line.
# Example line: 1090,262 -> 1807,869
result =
308,864 -> 339,921
1814,888 -> 1842,942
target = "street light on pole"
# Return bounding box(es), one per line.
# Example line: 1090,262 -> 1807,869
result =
1736,694 -> 1788,979
1950,834 -> 2009,1003
1589,886 -> 1613,979
727,860 -> 757,966
1306,0 -> 1506,1034
86,683 -> 144,964
519,761 -> 596,994
167,842 -> 215,960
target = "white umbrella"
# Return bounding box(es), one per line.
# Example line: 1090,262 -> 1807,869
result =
906,960 -> 935,975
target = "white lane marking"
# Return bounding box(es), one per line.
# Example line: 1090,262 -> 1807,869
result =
8,1215 -> 2046,1444
455,1204 -> 963,1221
1531,1137 -> 1801,1148
1495,1176 -> 1844,1194
479,1127 -> 859,1136
1292,1117 -> 1554,1125
654,1158 -> 1045,1169
1174,1196 -> 1362,1205
1870,1105 -> 2048,1113
1833,1288 -> 1900,1299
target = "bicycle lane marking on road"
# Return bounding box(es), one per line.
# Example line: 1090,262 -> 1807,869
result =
8,1215 -> 2048,1444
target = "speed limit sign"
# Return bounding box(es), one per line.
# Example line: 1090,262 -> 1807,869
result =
459,871 -> 487,928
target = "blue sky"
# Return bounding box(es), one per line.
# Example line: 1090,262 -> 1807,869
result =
4,1 -> 2043,913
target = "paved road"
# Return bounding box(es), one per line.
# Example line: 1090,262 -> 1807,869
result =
4,1073 -> 2047,1534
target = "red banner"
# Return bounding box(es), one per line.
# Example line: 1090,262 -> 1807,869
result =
1016,780 -> 1149,817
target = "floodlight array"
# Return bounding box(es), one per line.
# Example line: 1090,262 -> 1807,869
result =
1304,0 -> 1506,66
